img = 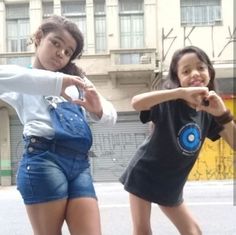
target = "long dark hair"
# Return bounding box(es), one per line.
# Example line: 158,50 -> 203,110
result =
163,46 -> 216,91
60,62 -> 86,78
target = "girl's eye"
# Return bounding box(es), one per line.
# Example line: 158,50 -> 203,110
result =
199,65 -> 206,71
51,39 -> 60,47
64,49 -> 73,58
183,69 -> 189,75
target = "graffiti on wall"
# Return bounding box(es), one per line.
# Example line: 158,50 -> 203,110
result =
189,139 -> 234,180
161,25 -> 236,61
90,131 -> 147,179
90,131 -> 234,181
10,126 -> 234,181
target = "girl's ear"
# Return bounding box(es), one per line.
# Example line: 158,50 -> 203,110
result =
34,29 -> 44,47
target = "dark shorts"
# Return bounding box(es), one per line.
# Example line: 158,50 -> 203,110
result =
16,143 -> 96,205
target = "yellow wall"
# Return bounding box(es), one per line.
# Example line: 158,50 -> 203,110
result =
189,98 -> 235,180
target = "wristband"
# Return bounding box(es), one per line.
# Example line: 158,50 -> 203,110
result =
214,109 -> 234,125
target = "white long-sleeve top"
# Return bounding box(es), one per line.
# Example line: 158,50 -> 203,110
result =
0,65 -> 117,139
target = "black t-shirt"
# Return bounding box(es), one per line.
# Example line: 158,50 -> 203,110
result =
120,99 -> 223,206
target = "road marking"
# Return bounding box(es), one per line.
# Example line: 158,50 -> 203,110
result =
99,201 -> 233,208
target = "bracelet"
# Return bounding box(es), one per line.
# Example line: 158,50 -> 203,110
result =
214,109 -> 234,125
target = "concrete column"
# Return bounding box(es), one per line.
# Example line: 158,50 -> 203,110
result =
0,2 -> 6,53
144,0 -> 157,48
106,0 -> 119,49
29,0 -> 42,33
54,0 -> 61,15
0,108 -> 11,186
86,0 -> 95,54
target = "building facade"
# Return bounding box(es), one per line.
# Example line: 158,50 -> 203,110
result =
0,0 -> 235,185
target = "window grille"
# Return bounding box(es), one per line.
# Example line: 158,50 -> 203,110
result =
6,3 -> 30,64
94,0 -> 106,53
180,0 -> 222,26
62,0 -> 86,16
120,14 -> 144,49
6,4 -> 29,19
42,1 -> 53,18
94,0 -> 105,15
119,0 -> 144,64
119,0 -> 143,13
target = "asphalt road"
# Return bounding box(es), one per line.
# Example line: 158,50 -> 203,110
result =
0,180 -> 235,235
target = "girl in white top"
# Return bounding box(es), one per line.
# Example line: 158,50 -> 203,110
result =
0,15 -> 117,235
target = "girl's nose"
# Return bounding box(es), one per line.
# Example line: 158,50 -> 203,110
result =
56,49 -> 64,58
191,69 -> 199,78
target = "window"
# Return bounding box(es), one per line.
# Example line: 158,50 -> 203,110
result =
61,0 -> 87,52
42,1 -> 53,18
6,4 -> 30,52
6,4 -> 31,66
119,0 -> 144,64
180,0 -> 222,26
94,0 -> 106,53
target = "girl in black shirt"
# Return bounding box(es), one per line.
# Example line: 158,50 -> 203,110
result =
120,46 -> 235,235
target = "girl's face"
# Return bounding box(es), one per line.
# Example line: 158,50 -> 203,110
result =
34,29 -> 77,71
177,52 -> 210,88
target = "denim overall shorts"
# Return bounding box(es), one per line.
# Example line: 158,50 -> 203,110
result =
17,99 -> 97,205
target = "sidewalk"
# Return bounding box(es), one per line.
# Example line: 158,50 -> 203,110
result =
0,180 -> 235,235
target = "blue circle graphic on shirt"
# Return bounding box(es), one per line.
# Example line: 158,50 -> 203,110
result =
177,123 -> 202,154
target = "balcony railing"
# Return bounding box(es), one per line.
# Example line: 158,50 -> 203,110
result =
109,48 -> 157,72
0,51 -> 34,67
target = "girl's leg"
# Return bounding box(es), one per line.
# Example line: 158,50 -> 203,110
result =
25,199 -> 67,235
159,202 -> 202,235
65,197 -> 101,235
129,193 -> 152,235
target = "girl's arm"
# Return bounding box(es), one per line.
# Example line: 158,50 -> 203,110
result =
219,121 -> 236,150
197,90 -> 235,150
0,65 -> 63,95
0,65 -> 85,99
88,97 -> 117,126
131,87 -> 209,111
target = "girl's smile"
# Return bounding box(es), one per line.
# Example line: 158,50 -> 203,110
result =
189,78 -> 205,87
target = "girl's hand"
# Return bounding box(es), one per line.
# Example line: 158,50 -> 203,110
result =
61,76 -> 85,101
196,90 -> 227,116
181,87 -> 209,108
73,79 -> 103,118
